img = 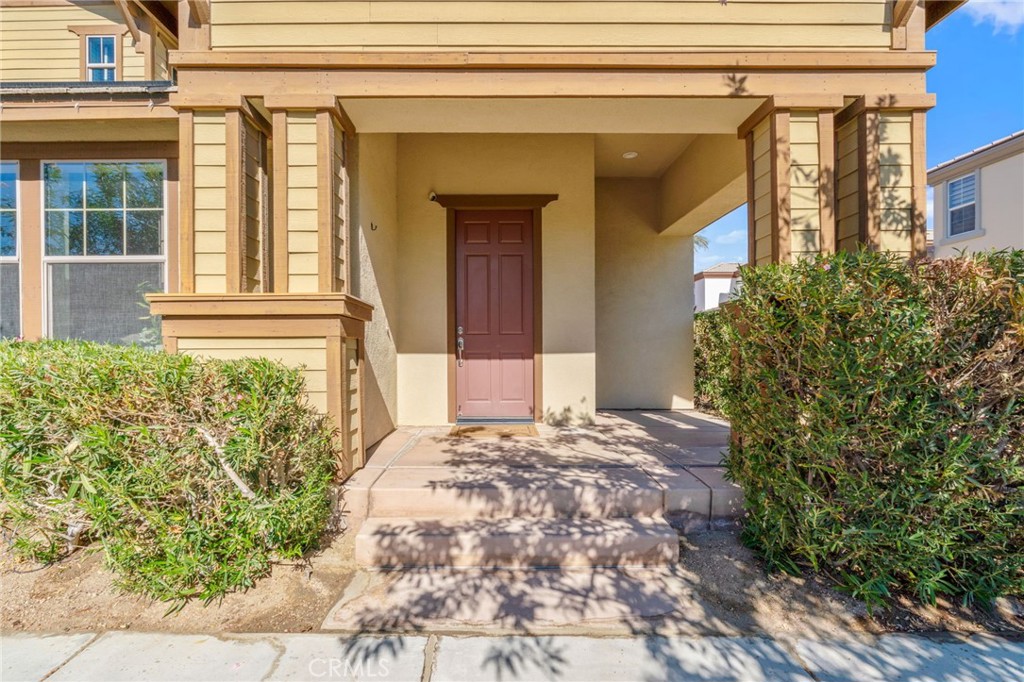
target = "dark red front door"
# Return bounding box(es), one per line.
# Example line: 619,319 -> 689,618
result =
455,209 -> 534,419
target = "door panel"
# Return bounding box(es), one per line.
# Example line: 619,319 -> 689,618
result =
455,209 -> 534,419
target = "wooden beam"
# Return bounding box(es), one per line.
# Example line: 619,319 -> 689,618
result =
170,50 -> 938,71
893,0 -> 918,28
178,110 -> 195,293
263,94 -> 357,136
271,109 -> 290,292
225,109 -> 244,293
316,110 -> 335,293
131,0 -> 177,41
817,110 -> 837,254
745,132 -> 756,266
770,111 -> 792,264
187,0 -> 210,25
114,0 -> 141,44
911,110 -> 928,259
431,194 -> 558,209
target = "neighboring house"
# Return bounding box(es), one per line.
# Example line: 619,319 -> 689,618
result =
0,0 -> 960,474
694,263 -> 741,312
928,130 -> 1024,258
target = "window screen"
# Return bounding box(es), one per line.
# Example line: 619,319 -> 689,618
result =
0,161 -> 18,338
43,161 -> 165,345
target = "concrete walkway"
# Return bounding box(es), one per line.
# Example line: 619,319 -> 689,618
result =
4,631 -> 1021,682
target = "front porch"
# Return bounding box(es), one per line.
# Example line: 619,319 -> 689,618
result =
344,410 -> 742,569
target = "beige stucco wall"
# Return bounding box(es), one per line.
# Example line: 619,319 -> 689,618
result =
933,153 -> 1024,258
596,179 -> 693,410
394,134 -> 596,425
353,133 -> 400,446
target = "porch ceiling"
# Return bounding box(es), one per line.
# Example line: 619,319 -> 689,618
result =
341,97 -> 761,135
595,134 -> 696,178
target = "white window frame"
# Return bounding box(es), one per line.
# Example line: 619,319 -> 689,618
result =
39,159 -> 169,338
85,34 -> 117,82
0,160 -> 22,338
945,171 -> 981,243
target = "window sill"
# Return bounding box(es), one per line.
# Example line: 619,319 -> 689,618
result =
937,228 -> 985,247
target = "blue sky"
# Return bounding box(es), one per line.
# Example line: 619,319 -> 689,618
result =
694,0 -> 1024,271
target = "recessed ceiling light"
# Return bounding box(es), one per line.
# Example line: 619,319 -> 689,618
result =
622,151 -> 639,160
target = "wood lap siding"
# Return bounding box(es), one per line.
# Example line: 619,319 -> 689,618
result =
333,120 -> 348,293
286,113 -> 320,294
344,337 -> 361,462
836,118 -> 861,253
193,112 -> 229,294
178,337 -> 329,412
789,111 -> 821,260
210,0 -> 893,52
877,111 -> 914,255
751,119 -> 772,266
242,118 -> 268,293
0,3 -> 145,81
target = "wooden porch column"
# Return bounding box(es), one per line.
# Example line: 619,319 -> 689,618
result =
738,96 -> 844,265
264,95 -> 355,295
834,95 -> 934,258
171,96 -> 272,293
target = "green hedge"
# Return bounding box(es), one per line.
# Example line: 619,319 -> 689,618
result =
694,309 -> 731,416
0,340 -> 337,604
722,250 -> 1023,608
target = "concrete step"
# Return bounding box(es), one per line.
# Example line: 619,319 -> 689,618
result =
355,517 -> 680,568
361,466 -> 665,520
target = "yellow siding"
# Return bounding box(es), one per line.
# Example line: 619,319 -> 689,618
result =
344,337 -> 362,462
287,112 -> 320,293
193,112 -> 228,293
177,337 -> 329,412
0,3 -> 146,81
877,112 -> 913,256
210,0 -> 892,52
153,33 -> 170,80
752,119 -> 772,266
788,111 -> 821,258
243,118 -> 267,292
333,119 -> 348,292
836,118 -> 860,253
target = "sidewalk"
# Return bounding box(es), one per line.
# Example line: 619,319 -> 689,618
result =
3,631 -> 1022,682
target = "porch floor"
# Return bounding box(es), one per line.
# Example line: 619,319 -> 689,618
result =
344,410 -> 743,555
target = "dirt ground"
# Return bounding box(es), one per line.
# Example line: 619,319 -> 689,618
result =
2,529 -> 1020,637
0,534 -> 359,634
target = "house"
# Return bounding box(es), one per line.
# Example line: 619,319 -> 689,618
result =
694,263 -> 741,312
0,0 -> 960,475
928,130 -> 1024,258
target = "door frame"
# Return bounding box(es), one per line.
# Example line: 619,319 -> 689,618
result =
437,194 -> 557,423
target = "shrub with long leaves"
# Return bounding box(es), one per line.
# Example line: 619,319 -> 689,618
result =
694,309 -> 732,416
722,249 -> 1023,609
0,340 -> 337,604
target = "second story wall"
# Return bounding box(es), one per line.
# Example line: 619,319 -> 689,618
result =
0,1 -> 170,82
209,0 -> 895,52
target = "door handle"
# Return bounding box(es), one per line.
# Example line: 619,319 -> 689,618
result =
457,335 -> 465,367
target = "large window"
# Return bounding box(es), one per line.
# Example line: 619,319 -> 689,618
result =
0,162 -> 19,338
43,162 -> 165,344
86,35 -> 116,82
947,173 -> 977,237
